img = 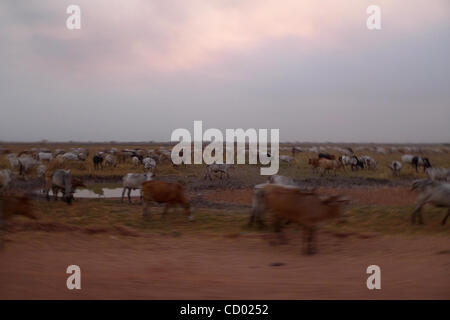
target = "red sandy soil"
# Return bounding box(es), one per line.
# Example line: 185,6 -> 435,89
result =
203,187 -> 417,206
1,231 -> 449,299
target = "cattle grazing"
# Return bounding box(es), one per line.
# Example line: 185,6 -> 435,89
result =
388,161 -> 402,176
18,156 -> 40,177
142,157 -> 156,172
60,152 -> 80,161
248,184 -> 345,254
318,153 -> 336,160
131,156 -> 141,168
104,154 -> 117,168
360,156 -> 377,170
37,152 -> 53,162
54,149 -> 66,156
45,174 -> 84,203
401,154 -> 414,164
36,164 -> 47,178
412,156 -> 432,173
93,154 -> 104,170
350,156 -> 364,171
141,180 -> 192,220
204,164 -> 232,180
44,170 -> 73,204
121,172 -> 153,203
308,158 -> 320,172
338,155 -> 353,169
318,158 -> 343,176
411,180 -> 450,225
6,154 -> 20,170
0,169 -> 13,193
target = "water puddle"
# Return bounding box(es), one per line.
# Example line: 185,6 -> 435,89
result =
42,188 -> 141,199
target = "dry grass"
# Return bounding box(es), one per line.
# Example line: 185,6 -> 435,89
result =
12,197 -> 448,237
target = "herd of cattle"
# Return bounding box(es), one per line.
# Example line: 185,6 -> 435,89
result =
0,145 -> 449,253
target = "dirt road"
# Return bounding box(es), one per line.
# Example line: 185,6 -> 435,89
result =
1,231 -> 449,299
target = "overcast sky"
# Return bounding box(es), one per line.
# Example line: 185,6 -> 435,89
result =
0,0 -> 449,143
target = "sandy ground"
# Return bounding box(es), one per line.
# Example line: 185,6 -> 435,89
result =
1,231 -> 449,299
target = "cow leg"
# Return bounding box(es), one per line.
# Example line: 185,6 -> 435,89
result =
249,190 -> 266,229
248,209 -> 255,227
127,188 -> 132,203
162,203 -> 171,217
442,208 -> 450,226
248,204 -> 262,228
272,218 -> 286,244
121,188 -> 126,202
411,203 -> 423,225
53,187 -> 58,201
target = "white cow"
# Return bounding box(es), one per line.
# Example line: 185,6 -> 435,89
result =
61,152 -> 79,161
104,154 -> 116,167
389,161 -> 402,176
131,156 -> 141,168
426,168 -> 450,182
401,154 -> 414,164
0,169 -> 13,193
142,157 -> 156,171
18,156 -> 40,176
36,164 -> 47,178
38,152 -> 53,162
411,180 -> 450,225
121,172 -> 153,203
361,156 -> 377,170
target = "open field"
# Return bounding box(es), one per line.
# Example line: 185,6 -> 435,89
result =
1,143 -> 449,299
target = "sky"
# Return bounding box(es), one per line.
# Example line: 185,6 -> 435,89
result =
0,0 -> 449,143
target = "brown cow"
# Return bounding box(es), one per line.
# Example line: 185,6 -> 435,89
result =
249,184 -> 345,254
141,180 -> 192,220
308,158 -> 320,172
317,158 -> 343,176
